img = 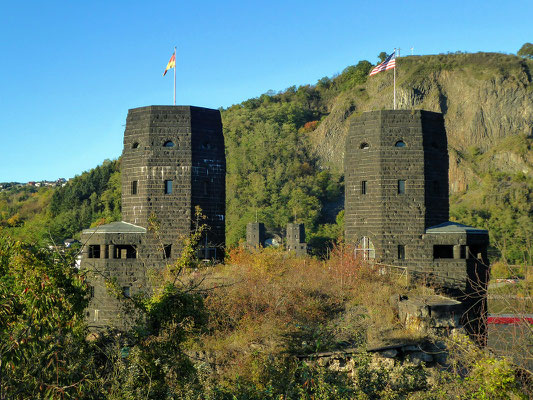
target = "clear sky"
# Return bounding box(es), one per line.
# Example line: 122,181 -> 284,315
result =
0,0 -> 531,182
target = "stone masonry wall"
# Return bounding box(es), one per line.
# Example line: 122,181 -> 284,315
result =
345,110 -> 488,295
121,106 -> 225,261
246,222 -> 265,248
421,113 -> 449,228
81,231 -> 147,329
345,110 -> 442,265
286,223 -> 307,255
190,107 -> 226,256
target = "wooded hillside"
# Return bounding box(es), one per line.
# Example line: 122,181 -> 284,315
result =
2,52 -> 532,263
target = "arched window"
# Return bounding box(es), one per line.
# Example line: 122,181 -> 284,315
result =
132,142 -> 139,149
360,142 -> 370,149
163,140 -> 175,147
395,140 -> 406,147
355,237 -> 375,260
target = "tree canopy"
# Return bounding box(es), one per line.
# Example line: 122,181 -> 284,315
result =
517,42 -> 533,59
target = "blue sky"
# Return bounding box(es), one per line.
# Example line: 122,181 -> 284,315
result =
0,0 -> 531,182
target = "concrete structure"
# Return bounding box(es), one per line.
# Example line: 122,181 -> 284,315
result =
286,223 -> 308,255
81,106 -> 225,329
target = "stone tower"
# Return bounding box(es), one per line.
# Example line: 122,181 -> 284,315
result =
121,106 -> 225,259
286,223 -> 307,255
345,110 -> 448,266
345,110 -> 489,294
81,105 -> 225,328
246,222 -> 265,249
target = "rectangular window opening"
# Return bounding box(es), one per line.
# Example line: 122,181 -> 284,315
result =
89,286 -> 95,298
88,245 -> 100,259
114,245 -> 137,259
131,180 -> 138,195
398,245 -> 405,260
122,286 -> 131,298
398,180 -> 406,194
361,180 -> 367,195
164,180 -> 173,194
433,245 -> 454,259
164,244 -> 172,259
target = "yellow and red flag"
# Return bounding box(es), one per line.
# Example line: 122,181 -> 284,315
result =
163,52 -> 176,76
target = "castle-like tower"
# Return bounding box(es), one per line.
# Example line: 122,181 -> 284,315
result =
121,106 -> 225,258
345,110 -> 489,295
286,223 -> 307,255
345,110 -> 448,265
81,106 -> 225,328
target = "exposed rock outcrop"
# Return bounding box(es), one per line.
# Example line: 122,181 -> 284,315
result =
309,53 -> 533,195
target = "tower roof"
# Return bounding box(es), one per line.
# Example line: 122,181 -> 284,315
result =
82,221 -> 146,234
425,221 -> 488,235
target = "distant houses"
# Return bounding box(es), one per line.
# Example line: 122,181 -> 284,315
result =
0,177 -> 67,191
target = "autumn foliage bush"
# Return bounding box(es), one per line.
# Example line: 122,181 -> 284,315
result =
190,245 -> 411,385
298,120 -> 319,133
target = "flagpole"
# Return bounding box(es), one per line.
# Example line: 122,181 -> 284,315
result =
173,46 -> 176,106
393,48 -> 396,110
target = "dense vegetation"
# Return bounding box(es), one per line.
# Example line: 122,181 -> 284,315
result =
1,235 -> 530,399
450,135 -> 533,265
0,159 -> 121,246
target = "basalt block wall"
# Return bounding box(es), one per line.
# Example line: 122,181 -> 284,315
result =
421,113 -> 449,228
345,110 -> 489,294
121,106 -> 225,260
286,223 -> 307,255
190,107 -> 226,254
246,222 -> 265,248
345,110 -> 448,266
81,231 -> 147,328
286,223 -> 306,244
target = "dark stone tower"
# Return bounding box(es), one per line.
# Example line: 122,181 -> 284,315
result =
81,105 -> 225,329
246,222 -> 265,249
121,106 -> 225,259
345,110 -> 488,291
345,110 -> 448,266
286,223 -> 307,255
345,109 -> 490,342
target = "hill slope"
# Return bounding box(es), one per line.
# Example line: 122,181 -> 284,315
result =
2,52 -> 532,263
221,52 -> 533,262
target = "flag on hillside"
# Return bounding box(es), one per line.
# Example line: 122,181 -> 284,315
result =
369,51 -> 396,76
163,52 -> 176,76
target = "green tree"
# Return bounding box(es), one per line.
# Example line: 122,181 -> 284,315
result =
378,51 -> 388,62
517,42 -> 533,59
0,235 -> 98,399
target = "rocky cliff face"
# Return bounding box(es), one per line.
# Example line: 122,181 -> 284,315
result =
309,53 -> 533,194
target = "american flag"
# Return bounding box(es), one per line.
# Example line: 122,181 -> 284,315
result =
369,51 -> 396,76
